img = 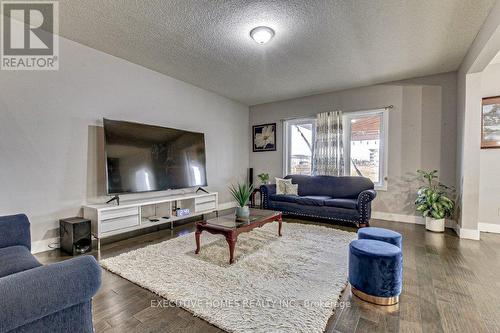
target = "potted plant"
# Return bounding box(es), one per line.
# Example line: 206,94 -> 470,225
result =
415,170 -> 454,232
229,183 -> 254,218
257,173 -> 270,185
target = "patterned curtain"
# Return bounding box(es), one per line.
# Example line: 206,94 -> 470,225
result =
312,111 -> 344,176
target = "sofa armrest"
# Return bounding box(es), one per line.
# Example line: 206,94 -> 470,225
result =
0,214 -> 31,250
357,190 -> 377,225
260,184 -> 276,209
357,189 -> 377,206
0,256 -> 101,333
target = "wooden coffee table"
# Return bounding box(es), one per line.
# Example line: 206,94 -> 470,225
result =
195,208 -> 282,264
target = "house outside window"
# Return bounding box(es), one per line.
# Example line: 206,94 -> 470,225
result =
343,109 -> 388,190
283,118 -> 316,176
283,109 -> 388,190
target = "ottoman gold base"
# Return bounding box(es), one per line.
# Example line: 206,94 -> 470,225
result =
351,286 -> 399,306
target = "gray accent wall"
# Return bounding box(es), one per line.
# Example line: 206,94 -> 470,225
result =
249,72 -> 457,217
0,36 -> 249,249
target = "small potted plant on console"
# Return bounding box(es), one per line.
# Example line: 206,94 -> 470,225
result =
414,169 -> 454,232
229,183 -> 254,219
257,173 -> 270,185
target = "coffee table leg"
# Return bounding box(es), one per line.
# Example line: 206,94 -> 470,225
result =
195,228 -> 202,254
225,232 -> 237,264
278,213 -> 283,236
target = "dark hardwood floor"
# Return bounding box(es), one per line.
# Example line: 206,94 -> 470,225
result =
35,217 -> 500,333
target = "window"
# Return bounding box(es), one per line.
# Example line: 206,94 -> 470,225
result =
283,118 -> 315,176
343,109 -> 388,190
283,109 -> 388,189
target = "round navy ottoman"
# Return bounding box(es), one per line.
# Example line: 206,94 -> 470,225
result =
349,239 -> 402,305
358,227 -> 402,248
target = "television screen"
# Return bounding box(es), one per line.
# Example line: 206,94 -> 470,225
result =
103,119 -> 207,194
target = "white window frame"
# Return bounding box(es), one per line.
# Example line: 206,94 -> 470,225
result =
283,118 -> 316,176
343,109 -> 389,191
282,110 -> 389,190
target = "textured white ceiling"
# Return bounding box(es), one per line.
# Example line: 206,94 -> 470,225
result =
60,0 -> 495,105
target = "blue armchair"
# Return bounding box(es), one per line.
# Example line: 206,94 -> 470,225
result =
0,214 -> 101,333
261,175 -> 377,227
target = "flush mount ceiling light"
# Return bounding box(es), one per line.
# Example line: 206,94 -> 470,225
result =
250,26 -> 275,44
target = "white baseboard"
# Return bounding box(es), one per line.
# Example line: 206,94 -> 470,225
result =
458,228 -> 481,240
372,211 -> 424,224
443,220 -> 480,240
31,237 -> 59,254
371,211 -> 479,239
479,222 -> 500,234
33,207 -> 484,254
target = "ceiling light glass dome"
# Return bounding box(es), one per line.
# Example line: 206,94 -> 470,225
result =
250,26 -> 275,44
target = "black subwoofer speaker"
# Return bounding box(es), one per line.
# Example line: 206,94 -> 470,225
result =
249,167 -> 254,186
59,217 -> 92,255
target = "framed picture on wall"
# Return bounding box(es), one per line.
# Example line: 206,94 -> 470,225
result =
253,123 -> 276,152
482,96 -> 500,148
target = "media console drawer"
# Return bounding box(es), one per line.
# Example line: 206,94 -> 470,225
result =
100,207 -> 139,220
195,195 -> 217,205
195,200 -> 216,213
101,215 -> 139,233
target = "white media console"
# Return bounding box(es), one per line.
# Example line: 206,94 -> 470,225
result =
83,192 -> 218,247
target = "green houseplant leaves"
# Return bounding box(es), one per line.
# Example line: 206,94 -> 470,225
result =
257,173 -> 270,184
414,170 -> 454,220
229,183 -> 254,207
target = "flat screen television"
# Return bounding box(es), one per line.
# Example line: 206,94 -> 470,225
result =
103,119 -> 207,194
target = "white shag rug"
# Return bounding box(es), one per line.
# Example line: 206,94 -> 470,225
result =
100,222 -> 356,333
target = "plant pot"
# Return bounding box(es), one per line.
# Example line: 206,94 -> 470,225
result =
236,206 -> 250,218
425,217 -> 445,232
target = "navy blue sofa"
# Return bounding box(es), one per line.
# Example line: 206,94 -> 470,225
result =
261,175 -> 377,227
0,214 -> 101,333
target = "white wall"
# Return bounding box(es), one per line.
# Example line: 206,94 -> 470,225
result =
0,36 -> 249,251
249,72 -> 456,218
455,0 -> 500,238
479,63 -> 500,226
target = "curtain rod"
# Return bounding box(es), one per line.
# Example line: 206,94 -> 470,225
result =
280,105 -> 394,121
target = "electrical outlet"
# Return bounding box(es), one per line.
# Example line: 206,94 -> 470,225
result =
498,208 -> 500,216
